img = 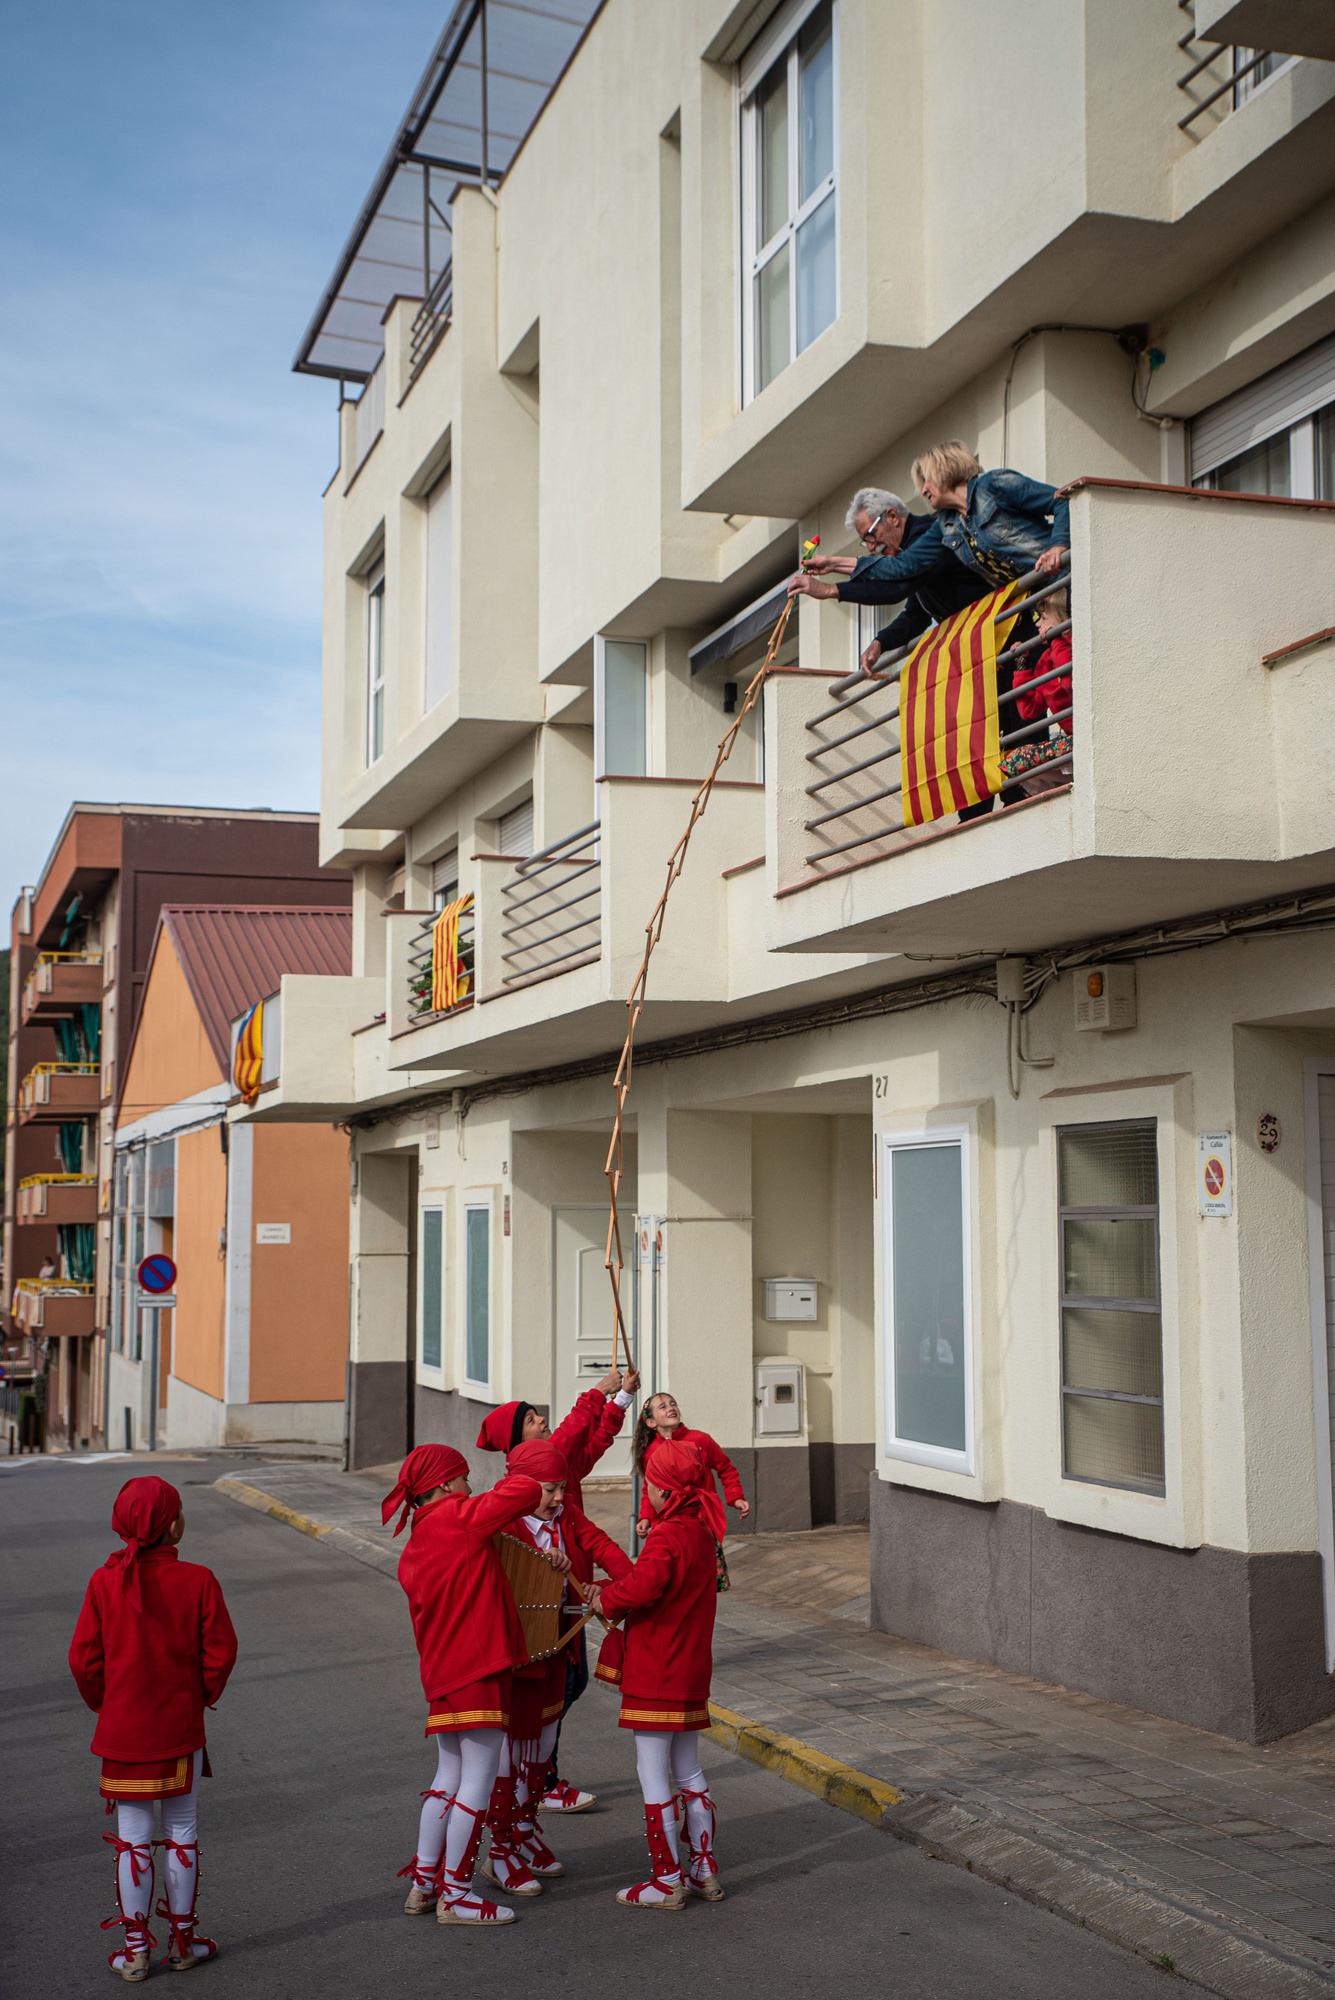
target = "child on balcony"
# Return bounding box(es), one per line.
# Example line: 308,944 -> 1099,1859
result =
1000,586 -> 1073,798
68,1476 -> 237,1981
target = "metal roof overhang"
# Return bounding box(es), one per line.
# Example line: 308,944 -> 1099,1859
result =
295,0 -> 603,381
688,580 -> 791,677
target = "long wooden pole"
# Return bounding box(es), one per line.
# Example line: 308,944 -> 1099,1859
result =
601,588 -> 801,1373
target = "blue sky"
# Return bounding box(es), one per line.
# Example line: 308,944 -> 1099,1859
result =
0,1 -> 443,911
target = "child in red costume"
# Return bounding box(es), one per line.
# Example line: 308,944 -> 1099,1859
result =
482,1440 -> 631,1897
1000,587 -> 1073,797
589,1439 -> 724,1910
633,1392 -> 750,1539
385,1442 -> 542,1929
476,1364 -> 640,1813
68,1475 -> 237,1981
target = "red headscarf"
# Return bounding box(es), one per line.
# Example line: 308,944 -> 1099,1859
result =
476,1401 -> 534,1453
644,1437 -> 725,1539
108,1476 -> 182,1602
506,1440 -> 568,1483
381,1444 -> 469,1537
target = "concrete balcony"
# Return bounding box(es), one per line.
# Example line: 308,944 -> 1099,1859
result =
386,775 -> 773,1076
227,972 -> 440,1123
1196,0 -> 1335,62
19,952 -> 103,1024
767,481 -> 1335,961
12,1280 -> 95,1338
17,1175 -> 97,1225
17,1063 -> 99,1123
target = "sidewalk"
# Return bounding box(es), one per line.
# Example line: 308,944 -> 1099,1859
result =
216,1460 -> 1335,1999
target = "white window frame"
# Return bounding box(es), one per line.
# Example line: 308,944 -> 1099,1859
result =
365,561 -> 386,766
739,0 -> 838,406
594,634 -> 650,779
1233,46 -> 1299,108
879,1124 -> 975,1475
460,1193 -> 494,1397
418,1202 -> 446,1384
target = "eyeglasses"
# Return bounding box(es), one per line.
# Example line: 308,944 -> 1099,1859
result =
859,509 -> 887,548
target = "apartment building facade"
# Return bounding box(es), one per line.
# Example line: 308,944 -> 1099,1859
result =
252,0 -> 1335,1741
4,805 -> 348,1448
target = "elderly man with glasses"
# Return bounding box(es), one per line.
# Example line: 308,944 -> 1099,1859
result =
791,486 -> 990,675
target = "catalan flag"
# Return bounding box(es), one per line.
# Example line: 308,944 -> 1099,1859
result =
899,583 -> 1023,827
431,893 -> 474,1012
232,1001 -> 263,1104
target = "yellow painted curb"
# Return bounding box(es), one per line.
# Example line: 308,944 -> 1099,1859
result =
706,1701 -> 900,1826
214,1477 -> 332,1542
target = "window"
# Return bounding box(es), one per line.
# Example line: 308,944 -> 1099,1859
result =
464,1201 -> 490,1387
431,848 -> 460,912
423,470 -> 454,711
1191,332 -> 1335,496
497,796 -> 534,857
595,636 -> 648,777
741,0 -> 837,402
365,562 -> 385,765
1057,1121 -> 1164,1497
881,1130 -> 972,1471
1233,47 -> 1297,108
420,1207 -> 443,1371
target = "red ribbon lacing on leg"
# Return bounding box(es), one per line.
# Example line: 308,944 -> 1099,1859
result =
619,1798 -> 682,1899
441,1799 -> 492,1904
153,1839 -> 216,1962
101,1838 -> 156,1966
677,1784 -> 719,1877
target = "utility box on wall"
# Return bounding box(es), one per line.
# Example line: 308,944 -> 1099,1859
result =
755,1359 -> 804,1437
761,1276 -> 818,1322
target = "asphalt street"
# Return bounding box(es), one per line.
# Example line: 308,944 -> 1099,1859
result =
0,1456 -> 1181,1999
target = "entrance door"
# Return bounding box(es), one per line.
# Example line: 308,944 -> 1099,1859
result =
552,1205 -> 630,1478
1307,1063 -> 1335,1668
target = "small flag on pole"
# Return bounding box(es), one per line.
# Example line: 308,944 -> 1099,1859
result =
899,583 -> 1023,827
232,1002 -> 264,1104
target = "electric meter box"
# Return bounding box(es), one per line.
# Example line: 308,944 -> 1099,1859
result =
1074,963 -> 1137,1033
761,1276 -> 818,1322
755,1359 -> 804,1437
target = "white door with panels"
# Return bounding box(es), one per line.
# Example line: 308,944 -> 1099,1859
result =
552,1205 -> 630,1478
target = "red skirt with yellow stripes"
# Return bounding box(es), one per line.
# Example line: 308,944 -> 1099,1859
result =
618,1695 -> 711,1734
100,1749 -> 209,1804
425,1673 -> 511,1736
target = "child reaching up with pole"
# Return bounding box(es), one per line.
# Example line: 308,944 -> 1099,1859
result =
633,1392 -> 750,1540
68,1475 -> 238,1981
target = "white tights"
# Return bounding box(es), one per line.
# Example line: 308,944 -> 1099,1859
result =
112,1750 -> 204,1959
414,1729 -> 504,1882
632,1731 -> 708,1878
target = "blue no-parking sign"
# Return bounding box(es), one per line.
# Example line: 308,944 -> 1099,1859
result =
137,1254 -> 177,1296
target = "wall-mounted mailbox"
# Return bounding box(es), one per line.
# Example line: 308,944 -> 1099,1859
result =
761,1276 -> 817,1322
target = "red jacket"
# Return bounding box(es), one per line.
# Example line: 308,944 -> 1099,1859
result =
598,1509 -> 717,1704
505,1500 -> 634,1595
68,1548 -> 237,1761
637,1426 -> 744,1527
398,1472 -> 542,1699
552,1389 -> 628,1514
1013,631 -> 1072,726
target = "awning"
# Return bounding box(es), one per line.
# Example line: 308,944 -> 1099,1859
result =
689,581 -> 790,677
295,0 -> 604,380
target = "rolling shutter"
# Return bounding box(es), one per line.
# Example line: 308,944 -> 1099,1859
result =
498,797 -> 534,857
1190,332 -> 1335,479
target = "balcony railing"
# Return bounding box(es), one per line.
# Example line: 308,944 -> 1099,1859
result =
21,950 -> 102,1023
349,355 -> 385,479
500,823 -> 602,990
410,264 -> 454,383
802,565 -> 1072,872
17,1174 -> 97,1224
407,904 -> 475,1022
17,1062 -> 100,1120
1175,3 -> 1279,129
12,1278 -> 95,1337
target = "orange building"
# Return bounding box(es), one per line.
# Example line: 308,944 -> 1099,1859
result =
111,905 -> 351,1451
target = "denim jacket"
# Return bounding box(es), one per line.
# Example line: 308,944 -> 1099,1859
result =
849,470 -> 1070,594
